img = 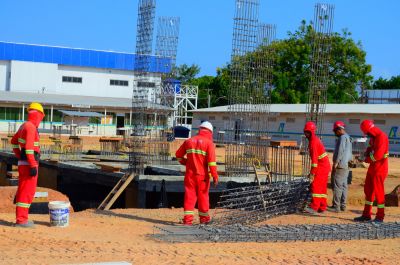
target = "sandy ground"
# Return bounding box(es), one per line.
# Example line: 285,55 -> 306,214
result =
0,207 -> 399,265
0,143 -> 399,264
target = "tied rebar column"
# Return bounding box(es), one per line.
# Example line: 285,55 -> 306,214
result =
225,0 -> 276,177
130,0 -> 157,175
302,3 -> 335,176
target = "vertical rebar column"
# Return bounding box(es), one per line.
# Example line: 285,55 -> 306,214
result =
130,0 -> 156,174
225,0 -> 260,177
303,3 -> 334,176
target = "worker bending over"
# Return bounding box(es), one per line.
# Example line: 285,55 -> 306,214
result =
303,121 -> 331,214
354,120 -> 389,223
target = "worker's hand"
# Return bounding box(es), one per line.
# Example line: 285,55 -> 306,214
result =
213,176 -> 218,188
308,173 -> 314,182
29,167 -> 38,177
177,158 -> 187,165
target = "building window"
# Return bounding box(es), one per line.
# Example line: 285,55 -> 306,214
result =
209,116 -> 216,121
286,117 -> 296,123
110,80 -> 129,86
349,119 -> 360,125
268,117 -> 277,122
374,119 -> 386,125
62,76 -> 82,83
137,81 -> 156,88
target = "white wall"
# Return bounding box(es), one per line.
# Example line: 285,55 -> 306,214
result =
5,60 -> 162,99
10,60 -> 58,93
0,60 -> 10,91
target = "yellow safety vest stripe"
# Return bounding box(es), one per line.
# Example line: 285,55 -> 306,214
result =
16,202 -> 31,208
384,153 -> 389,158
11,144 -> 20,148
186,149 -> 207,156
184,211 -> 195,215
318,152 -> 327,159
365,200 -> 374,206
198,212 -> 209,217
377,204 -> 385,208
312,193 -> 327,198
311,163 -> 318,168
18,138 -> 26,144
208,162 -> 217,166
25,150 -> 35,154
33,142 -> 39,146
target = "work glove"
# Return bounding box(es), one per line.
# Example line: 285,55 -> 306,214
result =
29,167 -> 38,177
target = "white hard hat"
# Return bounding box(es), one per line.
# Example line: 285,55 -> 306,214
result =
200,121 -> 213,132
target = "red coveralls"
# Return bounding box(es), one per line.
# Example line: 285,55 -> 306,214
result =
308,132 -> 331,212
362,127 -> 389,221
10,110 -> 43,224
175,128 -> 218,225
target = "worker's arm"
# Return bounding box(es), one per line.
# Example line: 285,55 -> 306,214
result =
175,141 -> 187,165
24,123 -> 38,170
10,132 -> 21,159
364,139 -> 374,163
207,142 -> 218,185
309,144 -> 318,176
366,135 -> 388,163
334,135 -> 346,168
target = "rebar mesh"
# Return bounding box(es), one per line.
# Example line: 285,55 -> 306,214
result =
154,221 -> 400,243
211,178 -> 310,226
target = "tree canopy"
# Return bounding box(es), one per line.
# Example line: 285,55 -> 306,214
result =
173,21 -> 376,106
372,75 -> 400,90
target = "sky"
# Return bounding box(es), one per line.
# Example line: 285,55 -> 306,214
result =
0,0 -> 399,79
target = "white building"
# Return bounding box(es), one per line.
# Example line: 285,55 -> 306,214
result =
0,41 -> 172,135
192,104 -> 400,153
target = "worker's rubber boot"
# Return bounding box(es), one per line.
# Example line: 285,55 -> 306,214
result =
303,206 -> 318,215
353,216 -> 371,222
327,206 -> 340,213
15,220 -> 34,228
372,218 -> 384,224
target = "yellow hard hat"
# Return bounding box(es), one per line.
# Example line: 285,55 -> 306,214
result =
27,102 -> 44,115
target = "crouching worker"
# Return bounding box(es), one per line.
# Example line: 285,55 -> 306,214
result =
175,121 -> 219,225
10,102 -> 45,228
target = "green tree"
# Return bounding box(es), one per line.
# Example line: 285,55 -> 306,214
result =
372,75 -> 400,89
171,64 -> 201,84
269,21 -> 372,103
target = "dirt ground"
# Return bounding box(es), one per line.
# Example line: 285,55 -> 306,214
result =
0,153 -> 399,264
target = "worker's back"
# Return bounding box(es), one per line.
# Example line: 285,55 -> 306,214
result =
176,129 -> 214,177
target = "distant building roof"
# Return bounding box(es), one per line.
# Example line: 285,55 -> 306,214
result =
191,104 -> 400,114
58,110 -> 104,117
0,91 -> 174,112
365,89 -> 400,104
0,41 -> 171,73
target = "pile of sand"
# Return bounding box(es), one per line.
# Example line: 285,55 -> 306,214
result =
0,186 -> 73,213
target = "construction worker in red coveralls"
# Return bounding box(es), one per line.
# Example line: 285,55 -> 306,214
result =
303,121 -> 331,215
175,121 -> 219,225
354,120 -> 389,223
10,102 -> 45,228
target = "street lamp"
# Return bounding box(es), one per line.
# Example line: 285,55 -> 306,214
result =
344,92 -> 358,104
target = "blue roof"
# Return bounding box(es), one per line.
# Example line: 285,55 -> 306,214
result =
0,41 -> 171,73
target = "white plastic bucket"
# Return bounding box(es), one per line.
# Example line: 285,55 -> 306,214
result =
48,201 -> 70,227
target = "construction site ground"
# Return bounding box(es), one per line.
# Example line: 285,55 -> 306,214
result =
0,158 -> 399,264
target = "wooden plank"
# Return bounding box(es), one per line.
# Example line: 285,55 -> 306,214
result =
6,171 -> 19,179
94,163 -> 122,173
270,140 -> 298,147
